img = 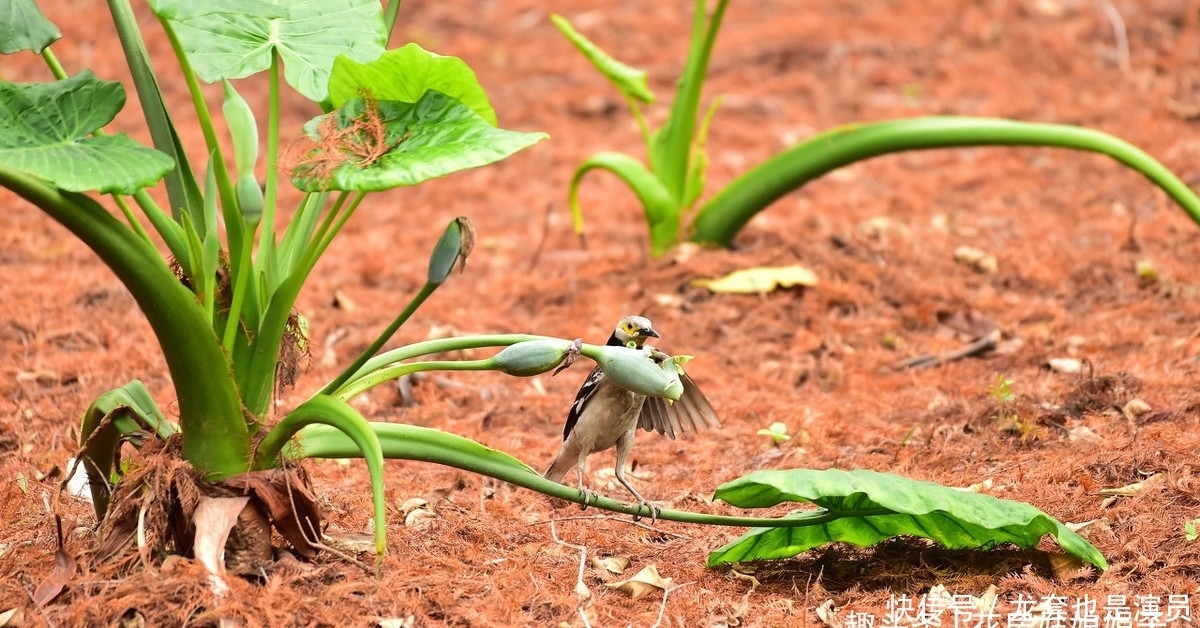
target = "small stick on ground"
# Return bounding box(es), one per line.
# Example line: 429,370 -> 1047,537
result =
892,330 -> 1000,370
550,521 -> 593,628
651,581 -> 695,628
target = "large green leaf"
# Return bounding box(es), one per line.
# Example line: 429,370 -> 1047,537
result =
707,469 -> 1107,570
151,0 -> 386,102
0,71 -> 173,194
291,90 -> 546,192
0,0 -> 60,54
328,44 -> 497,125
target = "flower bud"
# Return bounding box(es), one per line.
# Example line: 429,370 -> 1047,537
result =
591,345 -> 683,401
492,340 -> 575,377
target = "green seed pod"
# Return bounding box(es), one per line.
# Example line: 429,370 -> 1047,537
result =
592,345 -> 683,401
222,80 -> 258,177
492,340 -> 574,377
236,173 -> 263,225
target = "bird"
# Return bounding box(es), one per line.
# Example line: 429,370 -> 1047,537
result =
543,315 -> 722,521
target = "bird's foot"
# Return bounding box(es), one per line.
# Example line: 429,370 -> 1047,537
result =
578,488 -> 600,511
631,500 -> 660,526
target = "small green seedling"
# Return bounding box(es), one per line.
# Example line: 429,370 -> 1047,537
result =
1186,519 -> 1199,542
757,421 -> 791,446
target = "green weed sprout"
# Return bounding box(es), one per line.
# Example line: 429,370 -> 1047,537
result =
757,421 -> 792,445
554,0 -> 1200,256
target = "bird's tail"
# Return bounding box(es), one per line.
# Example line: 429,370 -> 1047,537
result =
543,452 -> 574,483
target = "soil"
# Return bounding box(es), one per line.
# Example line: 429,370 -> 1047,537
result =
3,0 -> 1200,625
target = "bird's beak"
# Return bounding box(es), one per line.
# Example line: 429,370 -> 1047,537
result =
642,327 -> 660,339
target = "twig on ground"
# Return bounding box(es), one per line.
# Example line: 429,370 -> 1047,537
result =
550,521 -> 593,628
285,465 -> 373,575
1093,0 -> 1130,71
892,330 -> 999,370
651,581 -> 695,628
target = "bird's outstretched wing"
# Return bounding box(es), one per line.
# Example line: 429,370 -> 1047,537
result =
638,372 -> 721,439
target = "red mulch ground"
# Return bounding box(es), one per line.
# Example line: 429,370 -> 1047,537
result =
3,0 -> 1200,625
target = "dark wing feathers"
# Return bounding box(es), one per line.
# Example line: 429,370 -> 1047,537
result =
562,365 -> 604,440
637,372 -> 721,438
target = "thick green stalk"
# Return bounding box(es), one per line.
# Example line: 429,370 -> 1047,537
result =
690,116 -> 1200,247
290,422 -> 858,527
0,168 -> 250,479
648,0 -> 729,201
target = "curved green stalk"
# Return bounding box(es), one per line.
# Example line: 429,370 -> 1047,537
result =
333,357 -> 489,402
0,167 -> 249,479
568,152 -> 678,253
255,395 -> 388,566
690,116 -> 1200,247
289,423 -> 860,527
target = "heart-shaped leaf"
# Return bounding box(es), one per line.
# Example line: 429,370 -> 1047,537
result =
150,0 -> 386,102
0,71 -> 173,193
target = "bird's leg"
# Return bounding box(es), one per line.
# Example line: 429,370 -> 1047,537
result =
614,430 -> 659,525
575,461 -> 598,511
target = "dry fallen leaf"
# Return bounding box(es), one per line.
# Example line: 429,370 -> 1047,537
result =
33,546 -> 76,607
1099,473 -> 1159,496
605,563 -> 671,600
691,265 -> 818,294
591,555 -> 631,575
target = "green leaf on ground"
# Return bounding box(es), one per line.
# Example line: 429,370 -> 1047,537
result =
691,265 -> 818,294
1,0 -> 60,54
328,44 -> 497,125
707,468 -> 1107,570
291,90 -> 546,192
0,71 -> 173,193
152,0 -> 386,102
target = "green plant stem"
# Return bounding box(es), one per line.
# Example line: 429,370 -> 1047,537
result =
259,52 -> 281,258
40,48 -> 68,80
320,282 -> 438,397
334,358 -> 492,401
383,0 -> 402,37
690,116 -> 1200,247
0,167 -> 249,478
154,12 -> 245,267
108,0 -> 194,224
344,334 -> 543,386
649,0 -> 728,201
111,194 -> 152,243
291,422 -> 873,527
238,192 -> 367,416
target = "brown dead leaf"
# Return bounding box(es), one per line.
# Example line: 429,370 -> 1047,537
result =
604,563 -> 671,600
33,545 -> 76,606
